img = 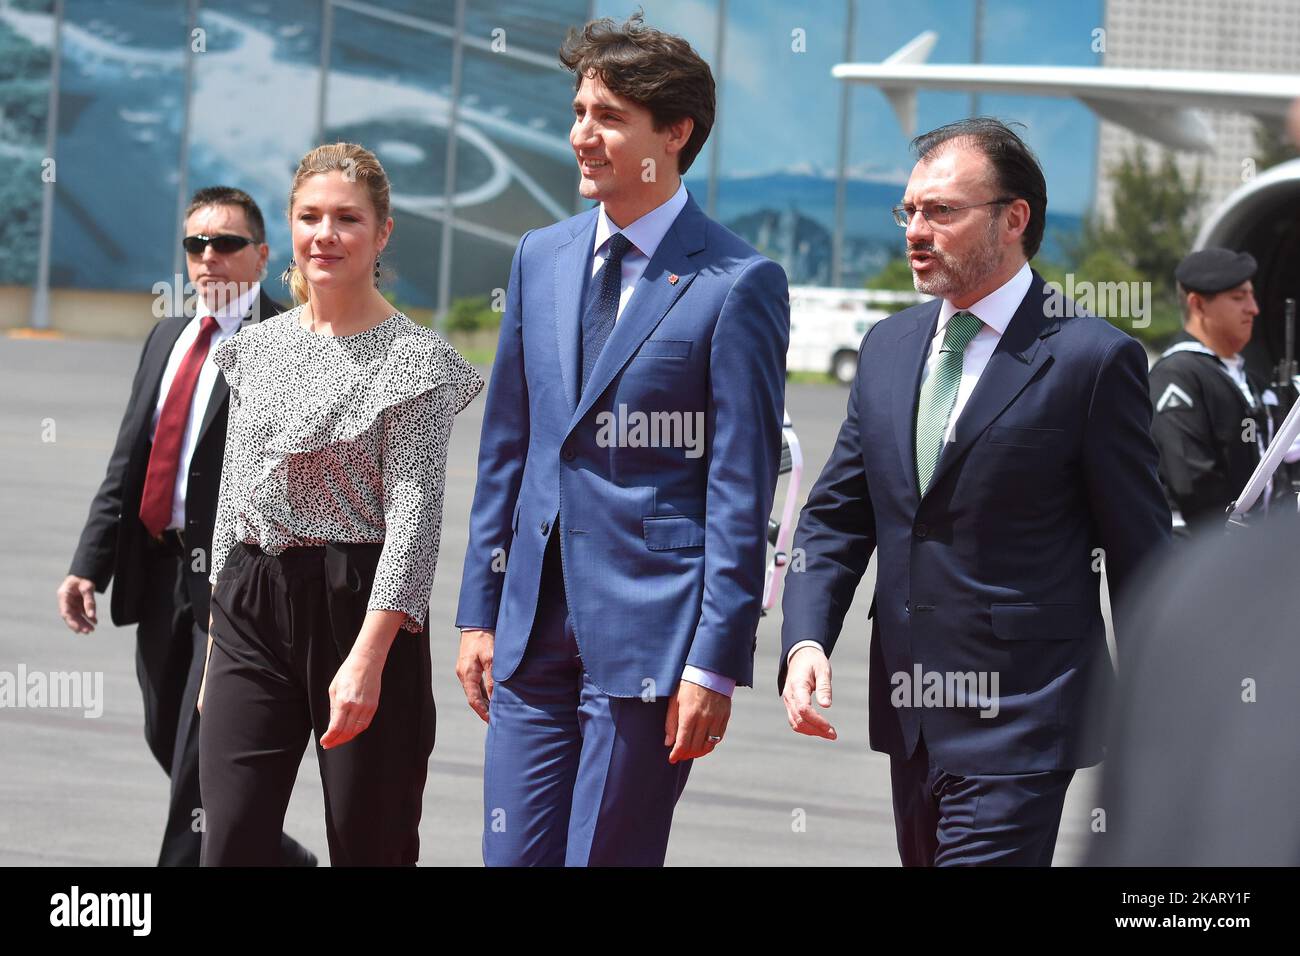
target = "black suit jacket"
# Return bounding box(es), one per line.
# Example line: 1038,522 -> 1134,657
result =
69,289 -> 285,630
779,269 -> 1172,774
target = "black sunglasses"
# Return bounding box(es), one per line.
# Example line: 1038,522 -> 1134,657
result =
182,233 -> 257,255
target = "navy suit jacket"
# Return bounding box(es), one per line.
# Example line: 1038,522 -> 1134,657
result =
456,194 -> 790,696
779,269 -> 1171,773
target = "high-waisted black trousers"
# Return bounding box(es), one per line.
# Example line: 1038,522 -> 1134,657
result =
199,541 -> 435,866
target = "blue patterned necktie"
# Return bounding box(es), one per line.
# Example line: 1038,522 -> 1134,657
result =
581,232 -> 634,394
915,310 -> 984,494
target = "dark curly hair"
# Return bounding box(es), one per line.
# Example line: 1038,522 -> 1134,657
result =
559,10 -> 715,174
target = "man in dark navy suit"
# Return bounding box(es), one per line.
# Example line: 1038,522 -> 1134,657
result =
58,187 -> 312,866
779,119 -> 1171,865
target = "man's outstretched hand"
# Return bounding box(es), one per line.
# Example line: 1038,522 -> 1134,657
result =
782,645 -> 837,740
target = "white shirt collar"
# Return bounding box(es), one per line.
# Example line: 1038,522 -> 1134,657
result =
936,261 -> 1032,337
195,281 -> 262,332
592,181 -> 689,260
1162,336 -> 1240,367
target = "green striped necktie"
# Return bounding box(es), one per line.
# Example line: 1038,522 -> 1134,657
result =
915,310 -> 983,494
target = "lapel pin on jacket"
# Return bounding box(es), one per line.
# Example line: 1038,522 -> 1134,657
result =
668,273 -> 679,285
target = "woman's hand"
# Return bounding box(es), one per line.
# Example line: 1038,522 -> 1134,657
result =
319,610 -> 402,749
320,652 -> 384,749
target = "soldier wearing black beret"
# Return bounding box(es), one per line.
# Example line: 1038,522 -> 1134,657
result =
1149,248 -> 1300,536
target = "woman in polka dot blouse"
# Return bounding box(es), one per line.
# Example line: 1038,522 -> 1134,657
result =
197,142 -> 483,866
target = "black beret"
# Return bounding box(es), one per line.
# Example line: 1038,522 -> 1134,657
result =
1176,248 -> 1257,294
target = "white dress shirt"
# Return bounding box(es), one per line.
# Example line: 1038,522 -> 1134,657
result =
923,261 -> 1032,444
786,263 -> 1033,667
150,282 -> 261,531
590,180 -> 689,320
1219,352 -> 1251,398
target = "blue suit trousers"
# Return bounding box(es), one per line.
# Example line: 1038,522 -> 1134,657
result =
482,531 -> 692,866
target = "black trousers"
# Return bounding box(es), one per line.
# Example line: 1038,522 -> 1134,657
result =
199,541 -> 435,866
136,540 -> 307,866
889,733 -> 1075,866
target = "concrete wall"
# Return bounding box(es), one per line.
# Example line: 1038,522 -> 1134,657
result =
1,286 -> 162,340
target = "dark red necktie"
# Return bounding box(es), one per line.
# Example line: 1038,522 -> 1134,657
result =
139,315 -> 220,538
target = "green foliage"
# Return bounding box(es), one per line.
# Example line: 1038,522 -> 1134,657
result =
1072,247 -> 1144,290
0,23 -> 51,141
1036,247 -> 1183,345
446,295 -> 502,333
1252,120 -> 1299,173
865,257 -> 917,292
1050,143 -> 1206,346
0,18 -> 50,284
1141,300 -> 1186,345
0,158 -> 41,284
1098,145 -> 1202,300
863,257 -> 930,311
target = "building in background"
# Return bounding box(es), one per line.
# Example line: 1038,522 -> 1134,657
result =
1096,0 -> 1300,221
1,0 -> 1104,335
1,0 -> 595,330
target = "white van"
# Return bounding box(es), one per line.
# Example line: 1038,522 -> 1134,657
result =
787,286 -> 931,384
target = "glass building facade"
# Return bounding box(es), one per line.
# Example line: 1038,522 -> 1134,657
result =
1,0 -> 1101,326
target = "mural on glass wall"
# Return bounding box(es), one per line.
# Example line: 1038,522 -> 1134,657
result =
5,0 -> 1097,306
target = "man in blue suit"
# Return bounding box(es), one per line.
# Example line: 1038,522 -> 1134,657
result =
455,14 -> 789,866
779,118 -> 1171,866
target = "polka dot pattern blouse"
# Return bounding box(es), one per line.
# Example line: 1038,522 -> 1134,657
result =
207,305 -> 484,633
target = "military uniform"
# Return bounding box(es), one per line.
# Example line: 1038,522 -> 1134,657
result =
1149,247 -> 1300,535
1149,334 -> 1277,536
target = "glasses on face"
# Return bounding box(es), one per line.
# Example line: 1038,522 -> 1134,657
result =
182,233 -> 256,255
891,197 -> 1014,228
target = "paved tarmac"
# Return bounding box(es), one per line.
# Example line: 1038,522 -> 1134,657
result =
0,331 -> 1103,866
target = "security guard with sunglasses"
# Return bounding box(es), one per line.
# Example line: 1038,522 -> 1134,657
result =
58,186 -> 314,866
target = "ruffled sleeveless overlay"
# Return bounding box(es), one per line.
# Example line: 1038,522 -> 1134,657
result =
207,305 -> 484,633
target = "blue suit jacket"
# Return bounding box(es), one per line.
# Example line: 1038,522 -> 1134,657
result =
779,270 -> 1171,773
456,194 -> 790,696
